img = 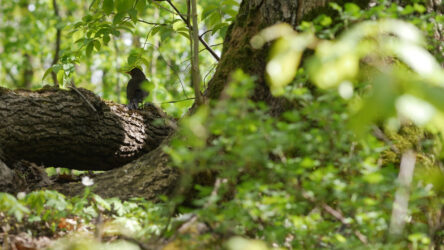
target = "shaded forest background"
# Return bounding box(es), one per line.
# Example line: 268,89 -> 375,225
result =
1,0 -> 444,249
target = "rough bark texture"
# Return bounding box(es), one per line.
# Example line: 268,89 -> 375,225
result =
51,138 -> 179,200
205,0 -> 303,114
0,86 -> 174,171
204,0 -> 369,113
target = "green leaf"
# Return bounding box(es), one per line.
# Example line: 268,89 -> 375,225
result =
224,8 -> 238,18
135,0 -> 146,13
128,53 -> 139,65
159,27 -> 173,41
413,3 -> 426,13
151,25 -> 162,36
57,70 -> 64,84
103,0 -> 114,14
92,194 -> 111,211
86,42 -> 94,57
82,14 -> 93,23
211,22 -> 228,35
42,67 -> 53,81
102,34 -> 110,45
344,3 -> 360,16
329,2 -> 343,12
89,0 -> 99,10
221,0 -> 238,7
207,12 -> 222,27
116,0 -> 133,12
93,40 -> 101,51
173,21 -> 186,31
112,29 -> 121,36
117,22 -> 135,33
113,12 -> 125,25
141,55 -> 150,68
202,5 -> 217,20
177,31 -> 190,40
129,8 -> 138,23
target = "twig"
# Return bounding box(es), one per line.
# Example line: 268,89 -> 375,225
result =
137,19 -> 168,26
51,0 -> 62,87
154,97 -> 195,104
302,191 -> 368,244
372,126 -> 400,154
144,42 -> 189,98
199,29 -> 213,38
164,0 -> 220,61
152,0 -> 177,15
68,80 -> 97,112
180,43 -> 223,64
204,178 -> 226,209
203,63 -> 217,88
118,235 -> 150,250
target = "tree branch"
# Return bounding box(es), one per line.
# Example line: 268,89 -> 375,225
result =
164,0 -> 220,61
190,0 -> 203,105
137,19 -> 167,26
51,0 -> 62,87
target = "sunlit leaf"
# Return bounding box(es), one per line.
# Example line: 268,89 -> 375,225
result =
42,67 -> 53,81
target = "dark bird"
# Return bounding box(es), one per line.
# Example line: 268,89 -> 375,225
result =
126,68 -> 149,110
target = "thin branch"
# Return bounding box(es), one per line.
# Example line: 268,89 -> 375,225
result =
68,80 -> 97,112
203,63 -> 217,88
164,0 -> 220,61
152,0 -> 177,16
117,235 -> 150,250
180,43 -> 223,64
51,0 -> 62,87
155,97 -> 195,104
372,126 -> 400,154
144,42 -> 189,98
199,29 -> 213,38
301,191 -> 368,244
137,19 -> 168,26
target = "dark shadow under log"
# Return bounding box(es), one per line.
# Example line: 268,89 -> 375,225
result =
50,137 -> 179,200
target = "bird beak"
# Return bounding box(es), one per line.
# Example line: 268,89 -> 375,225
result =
125,71 -> 130,74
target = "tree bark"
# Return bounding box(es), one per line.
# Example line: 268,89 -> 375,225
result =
0,86 -> 174,171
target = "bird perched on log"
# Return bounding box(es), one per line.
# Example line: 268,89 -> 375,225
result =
126,68 -> 149,110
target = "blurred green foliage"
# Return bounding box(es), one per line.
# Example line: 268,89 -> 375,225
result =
165,69 -> 440,248
253,2 -> 444,136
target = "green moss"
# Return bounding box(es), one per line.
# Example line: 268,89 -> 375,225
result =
381,124 -> 438,168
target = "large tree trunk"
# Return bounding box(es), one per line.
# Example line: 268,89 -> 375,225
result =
0,0 -> 370,199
